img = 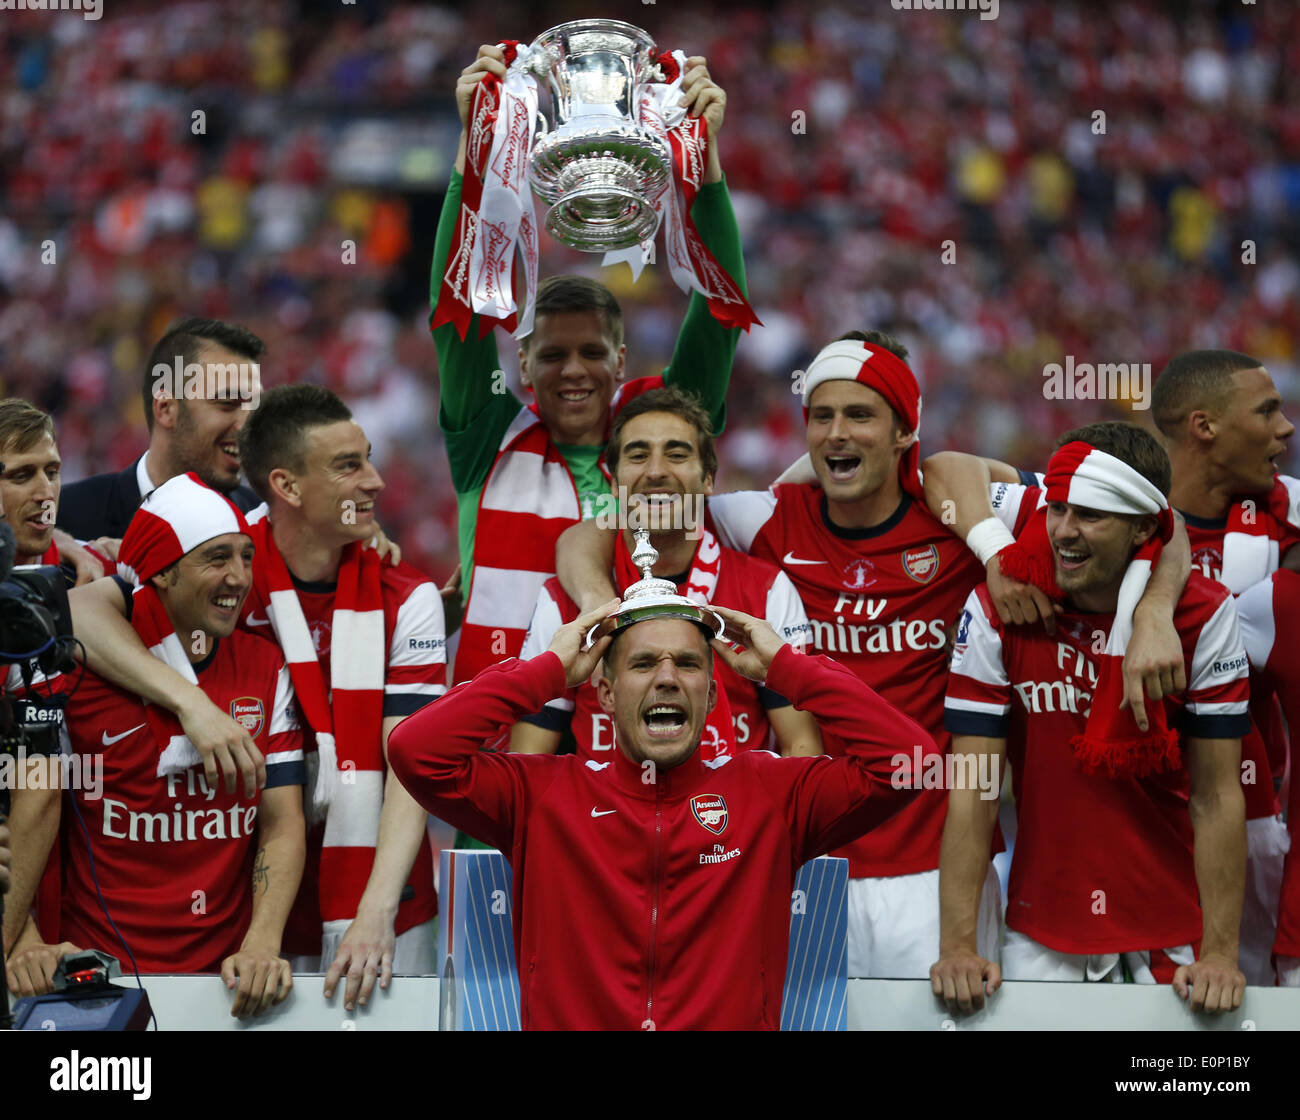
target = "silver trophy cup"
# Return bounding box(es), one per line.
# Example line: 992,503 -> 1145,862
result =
525,19 -> 673,253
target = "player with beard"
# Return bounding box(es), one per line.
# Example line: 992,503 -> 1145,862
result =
556,333 -> 1188,979
924,347 -> 1296,986
389,594 -> 936,1029
513,386 -> 818,760
57,317 -> 264,541
935,424 -> 1248,1011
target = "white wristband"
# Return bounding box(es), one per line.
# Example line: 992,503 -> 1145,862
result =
966,517 -> 1016,566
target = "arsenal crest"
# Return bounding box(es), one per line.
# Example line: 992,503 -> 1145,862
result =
902,544 -> 940,584
230,697 -> 265,740
691,793 -> 729,836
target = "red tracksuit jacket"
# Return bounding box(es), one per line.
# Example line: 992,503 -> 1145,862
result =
388,645 -> 936,1030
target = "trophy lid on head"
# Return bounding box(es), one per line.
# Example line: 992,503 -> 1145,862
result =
584,526 -> 725,650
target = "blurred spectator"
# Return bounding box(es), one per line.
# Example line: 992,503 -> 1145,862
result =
1,0 -> 1297,586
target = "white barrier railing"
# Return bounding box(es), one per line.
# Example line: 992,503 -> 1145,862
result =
98,976 -> 1300,1031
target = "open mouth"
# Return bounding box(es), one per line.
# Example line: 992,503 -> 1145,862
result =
558,389 -> 594,403
824,454 -> 861,482
353,500 -> 375,518
643,703 -> 687,740
1055,547 -> 1089,571
218,441 -> 239,462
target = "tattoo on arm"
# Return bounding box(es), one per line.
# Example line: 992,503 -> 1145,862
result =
252,846 -> 269,895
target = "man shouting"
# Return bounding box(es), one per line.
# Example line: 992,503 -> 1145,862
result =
388,598 -> 938,1030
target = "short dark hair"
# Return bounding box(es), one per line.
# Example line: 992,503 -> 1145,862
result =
522,276 -> 623,350
143,317 -> 265,432
603,619 -> 714,680
238,385 -> 352,502
606,386 -> 718,480
1151,349 -> 1263,439
1055,421 -> 1172,498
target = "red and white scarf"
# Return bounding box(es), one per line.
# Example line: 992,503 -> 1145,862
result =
431,41 -> 758,341
116,473 -> 251,777
998,441 -> 1177,778
1220,475 -> 1300,593
245,514 -> 386,932
456,406 -> 580,685
612,525 -> 734,760
456,378 -> 664,685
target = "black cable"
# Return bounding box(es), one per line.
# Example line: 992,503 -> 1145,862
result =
67,791 -> 157,1031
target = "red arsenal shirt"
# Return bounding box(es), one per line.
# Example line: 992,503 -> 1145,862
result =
1182,506 -> 1292,815
55,631 -> 304,972
708,483 -> 1020,876
1237,570 -> 1300,958
945,575 -> 1251,953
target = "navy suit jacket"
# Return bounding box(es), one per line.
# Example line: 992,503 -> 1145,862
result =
57,455 -> 262,540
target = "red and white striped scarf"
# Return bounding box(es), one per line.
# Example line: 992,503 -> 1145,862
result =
245,515 -> 386,929
998,441 -> 1177,778
456,378 -> 665,685
116,474 -> 251,776
1221,475 -> 1300,592
612,525 -> 734,761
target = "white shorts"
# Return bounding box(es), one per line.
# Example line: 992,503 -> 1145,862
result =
847,864 -> 1002,979
1240,815 -> 1290,986
1277,957 -> 1300,988
289,917 -> 439,975
1001,928 -> 1194,983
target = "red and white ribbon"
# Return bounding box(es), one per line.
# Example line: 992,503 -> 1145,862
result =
433,43 -> 758,340
603,50 -> 759,332
434,39 -> 540,340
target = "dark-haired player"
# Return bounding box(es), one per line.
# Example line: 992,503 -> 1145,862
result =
1149,349 -> 1297,983
68,386 -> 447,1012
934,423 -> 1248,1011
58,316 -> 265,540
514,386 -> 818,760
432,45 -> 745,686
7,475 -> 305,1017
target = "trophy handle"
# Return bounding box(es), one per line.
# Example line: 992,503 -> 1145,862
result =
533,106 -> 549,143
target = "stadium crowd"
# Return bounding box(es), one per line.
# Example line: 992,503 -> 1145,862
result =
0,1 -> 1299,1030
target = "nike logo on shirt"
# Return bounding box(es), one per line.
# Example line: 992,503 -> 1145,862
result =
102,724 -> 147,746
782,552 -> 827,566
590,808 -> 617,818
247,613 -> 271,627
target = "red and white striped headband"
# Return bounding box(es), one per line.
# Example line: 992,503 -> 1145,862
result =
1045,441 -> 1174,541
120,472 -> 252,583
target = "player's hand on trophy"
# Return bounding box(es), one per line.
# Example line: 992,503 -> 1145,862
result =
930,949 -> 1002,1014
679,56 -> 726,138
456,44 -> 508,128
710,606 -> 784,684
986,555 -> 1061,635
548,599 -> 620,688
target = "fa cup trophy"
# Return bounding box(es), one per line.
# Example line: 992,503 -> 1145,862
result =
523,19 -> 673,252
